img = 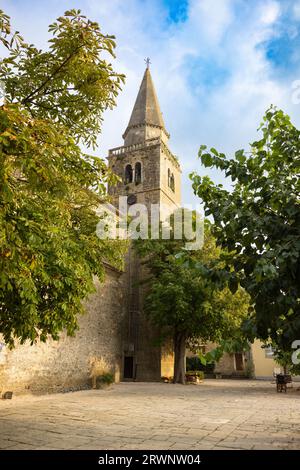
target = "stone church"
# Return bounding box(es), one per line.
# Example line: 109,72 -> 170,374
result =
0,66 -> 278,394
0,65 -> 181,394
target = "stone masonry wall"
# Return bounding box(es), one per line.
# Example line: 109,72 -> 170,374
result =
214,353 -> 236,376
108,144 -> 161,211
0,267 -> 126,395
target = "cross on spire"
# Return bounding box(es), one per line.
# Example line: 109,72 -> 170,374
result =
144,57 -> 151,69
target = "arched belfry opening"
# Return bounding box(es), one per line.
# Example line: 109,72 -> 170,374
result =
125,164 -> 133,184
135,162 -> 142,184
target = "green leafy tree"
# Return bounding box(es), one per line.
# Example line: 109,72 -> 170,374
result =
135,220 -> 249,384
0,10 -> 126,346
0,9 -> 124,147
191,107 -> 300,353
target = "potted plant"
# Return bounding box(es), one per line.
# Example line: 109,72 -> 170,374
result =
161,376 -> 173,383
185,370 -> 204,384
95,372 -> 114,389
89,356 -> 114,389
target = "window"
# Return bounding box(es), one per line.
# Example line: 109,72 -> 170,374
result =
168,169 -> 175,192
125,164 -> 133,184
170,173 -> 175,192
135,162 -> 142,184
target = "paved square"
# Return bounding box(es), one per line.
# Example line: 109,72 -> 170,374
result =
0,380 -> 299,450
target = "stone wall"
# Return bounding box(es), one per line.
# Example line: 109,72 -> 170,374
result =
121,245 -> 162,382
108,144 -> 162,211
160,146 -> 181,209
0,267 -> 126,395
214,353 -> 236,376
108,140 -> 181,216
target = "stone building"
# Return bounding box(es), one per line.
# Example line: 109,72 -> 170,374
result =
0,65 -> 181,394
107,64 -> 181,381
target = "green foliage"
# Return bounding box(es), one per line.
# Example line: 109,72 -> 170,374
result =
185,370 -> 204,379
266,343 -> 300,375
198,348 -> 223,366
0,9 -> 125,148
186,356 -> 215,373
96,372 -> 114,386
244,359 -> 255,379
199,335 -> 250,367
135,221 -> 250,356
0,10 -> 127,346
191,107 -> 300,351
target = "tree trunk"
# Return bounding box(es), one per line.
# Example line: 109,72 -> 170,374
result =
173,331 -> 186,384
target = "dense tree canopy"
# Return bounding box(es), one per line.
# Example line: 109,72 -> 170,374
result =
191,107 -> 300,352
0,10 -> 126,345
135,220 -> 249,384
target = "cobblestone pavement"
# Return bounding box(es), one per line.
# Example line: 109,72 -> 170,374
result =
0,380 -> 300,450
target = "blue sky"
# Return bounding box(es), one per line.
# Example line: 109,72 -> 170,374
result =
1,0 -> 300,206
163,0 -> 189,22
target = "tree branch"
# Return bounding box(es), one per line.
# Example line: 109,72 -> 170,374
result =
22,44 -> 85,104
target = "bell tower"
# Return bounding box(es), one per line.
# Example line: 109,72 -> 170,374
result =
108,65 -> 181,215
107,64 -> 181,381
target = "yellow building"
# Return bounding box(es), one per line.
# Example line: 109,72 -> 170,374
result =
251,340 -> 280,379
189,340 -> 282,380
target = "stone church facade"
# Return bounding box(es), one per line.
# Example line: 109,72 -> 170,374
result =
0,66 -> 181,394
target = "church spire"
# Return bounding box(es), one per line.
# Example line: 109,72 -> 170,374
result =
122,65 -> 169,146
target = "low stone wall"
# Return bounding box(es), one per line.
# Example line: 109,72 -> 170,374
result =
214,353 -> 236,376
0,267 -> 126,395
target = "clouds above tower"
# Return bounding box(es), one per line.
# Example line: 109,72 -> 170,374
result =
1,0 -> 299,205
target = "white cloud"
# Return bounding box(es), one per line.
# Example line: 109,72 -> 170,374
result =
293,1 -> 300,20
260,0 -> 280,25
189,0 -> 233,44
1,0 -> 298,205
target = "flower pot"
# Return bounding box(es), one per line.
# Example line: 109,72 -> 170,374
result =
185,374 -> 202,384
